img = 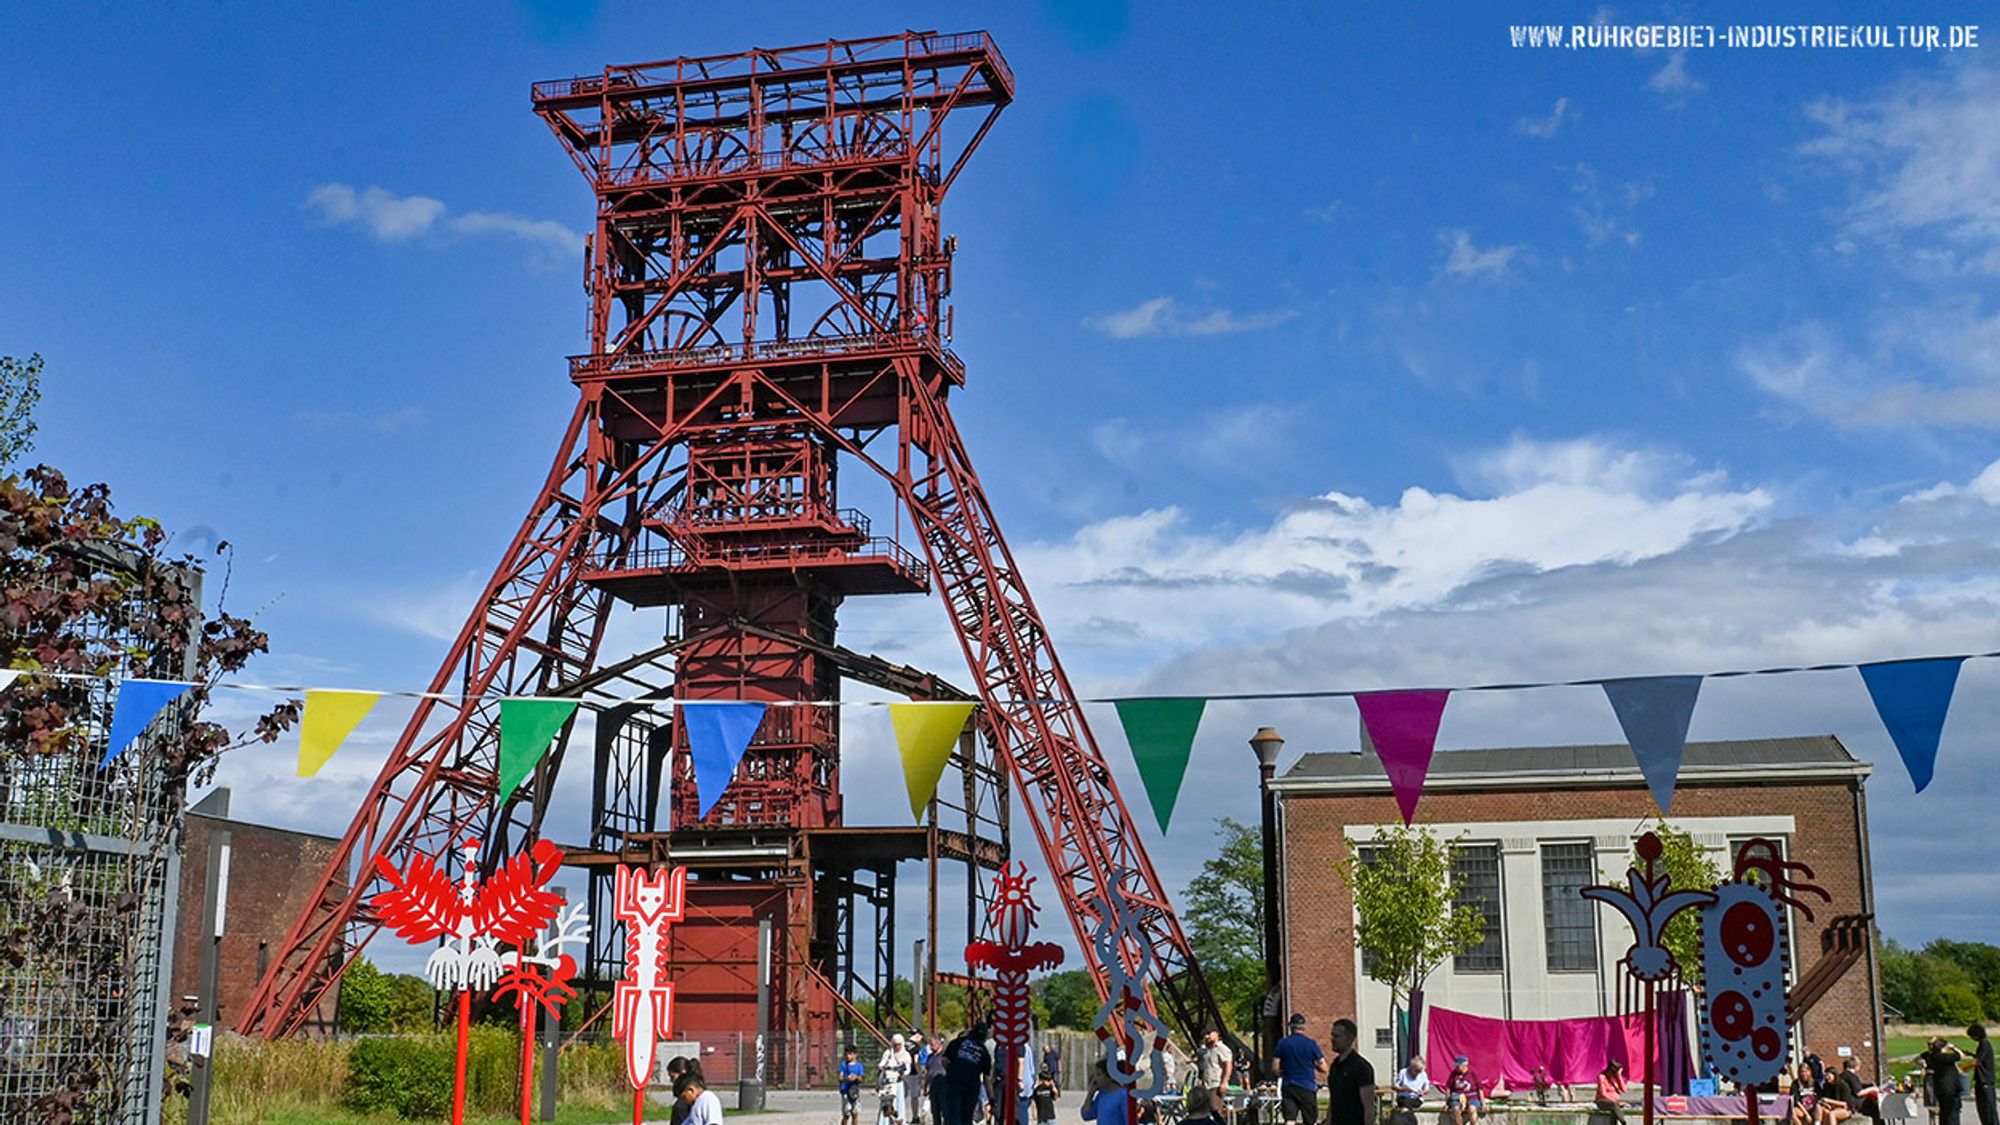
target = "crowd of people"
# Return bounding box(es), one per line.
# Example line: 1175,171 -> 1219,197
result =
830,1018 -> 2000,1125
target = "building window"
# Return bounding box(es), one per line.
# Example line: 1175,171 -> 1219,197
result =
1727,835 -> 1788,884
1541,843 -> 1597,972
1452,844 -> 1504,973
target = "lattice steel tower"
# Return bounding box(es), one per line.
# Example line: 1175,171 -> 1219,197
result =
240,30 -> 1227,1052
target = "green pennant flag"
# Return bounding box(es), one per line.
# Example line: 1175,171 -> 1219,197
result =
497,697 -> 580,800
1113,697 -> 1207,833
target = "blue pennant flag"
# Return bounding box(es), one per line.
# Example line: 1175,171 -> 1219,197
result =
1859,658 -> 1964,793
1603,675 -> 1704,813
101,679 -> 196,768
681,701 -> 767,819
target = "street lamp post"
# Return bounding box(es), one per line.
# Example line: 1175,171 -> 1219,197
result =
1249,727 -> 1285,1092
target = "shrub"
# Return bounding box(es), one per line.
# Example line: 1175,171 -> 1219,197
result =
345,1035 -> 454,1119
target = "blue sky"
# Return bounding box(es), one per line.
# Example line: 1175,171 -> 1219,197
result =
6,1 -> 2000,979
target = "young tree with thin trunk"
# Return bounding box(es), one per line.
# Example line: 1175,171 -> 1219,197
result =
1340,826 -> 1486,1064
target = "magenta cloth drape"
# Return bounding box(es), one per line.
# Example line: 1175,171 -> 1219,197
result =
1425,1006 -> 1650,1087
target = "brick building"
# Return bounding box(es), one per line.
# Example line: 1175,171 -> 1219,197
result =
172,794 -> 347,1036
1271,735 -> 1883,1080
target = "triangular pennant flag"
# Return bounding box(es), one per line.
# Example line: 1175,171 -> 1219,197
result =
1113,698 -> 1207,833
497,697 -> 581,800
1355,690 -> 1451,825
1859,657 -> 1964,793
889,701 -> 978,821
0,670 -> 19,693
682,701 -> 767,819
1602,675 -> 1703,814
297,689 -> 382,778
101,678 -> 195,768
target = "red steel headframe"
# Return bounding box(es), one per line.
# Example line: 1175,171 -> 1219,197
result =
238,29 -> 1227,1042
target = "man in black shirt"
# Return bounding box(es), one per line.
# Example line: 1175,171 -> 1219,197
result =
1969,1026 -> 1996,1125
940,1023 -> 994,1125
1924,1037 -> 1967,1125
1325,1018 -> 1377,1125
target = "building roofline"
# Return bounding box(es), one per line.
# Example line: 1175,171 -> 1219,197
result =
1271,735 -> 1872,796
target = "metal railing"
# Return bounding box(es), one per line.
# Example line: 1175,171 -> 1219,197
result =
569,331 -> 962,381
601,535 -> 928,583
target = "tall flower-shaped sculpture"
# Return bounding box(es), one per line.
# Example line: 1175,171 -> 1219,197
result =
1580,832 -> 1716,1125
372,838 -> 566,1125
965,862 -> 1065,1125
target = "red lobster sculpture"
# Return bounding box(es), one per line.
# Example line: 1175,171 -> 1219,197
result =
966,861 -> 1065,1125
612,864 -> 689,1125
372,838 -> 566,1125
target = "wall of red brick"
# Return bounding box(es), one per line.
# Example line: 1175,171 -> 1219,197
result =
173,814 -> 347,1036
1279,775 -> 1882,1076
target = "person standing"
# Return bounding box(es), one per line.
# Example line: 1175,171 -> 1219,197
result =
841,1048 -> 867,1125
1970,1028 -> 1997,1125
941,1023 -> 994,1125
1271,1014 -> 1329,1125
910,1034 -> 933,1125
1044,1044 -> 1063,1091
1197,1029 -> 1236,1095
1924,1038 -> 1967,1125
1325,1020 -> 1377,1125
681,1072 -> 726,1125
882,1035 -> 915,1125
1032,1067 -> 1059,1125
1082,1059 -> 1131,1125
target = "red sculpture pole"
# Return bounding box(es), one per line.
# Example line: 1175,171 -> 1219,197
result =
966,862 -> 1065,1125
494,904 -> 588,1125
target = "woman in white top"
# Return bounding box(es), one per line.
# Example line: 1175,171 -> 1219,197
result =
1394,1058 -> 1433,1111
879,1034 -> 914,1125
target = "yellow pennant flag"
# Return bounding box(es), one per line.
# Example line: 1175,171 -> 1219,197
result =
298,689 -> 382,777
889,701 -> 977,821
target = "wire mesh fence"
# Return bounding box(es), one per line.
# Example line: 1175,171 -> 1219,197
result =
0,544 -> 194,1124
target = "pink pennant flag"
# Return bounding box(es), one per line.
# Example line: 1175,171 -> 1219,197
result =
1356,690 -> 1451,825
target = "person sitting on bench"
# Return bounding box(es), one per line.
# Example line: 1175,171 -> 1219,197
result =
1393,1058 -> 1431,1113
1444,1057 -> 1484,1125
1594,1062 -> 1628,1124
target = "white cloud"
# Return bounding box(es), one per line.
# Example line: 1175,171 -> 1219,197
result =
1801,67 -> 2000,273
1515,97 -> 1571,139
305,183 -> 445,240
448,211 -> 586,258
1648,51 -> 1703,96
306,182 -> 584,262
1737,307 -> 2000,429
1085,296 -> 1298,339
1439,229 -> 1523,279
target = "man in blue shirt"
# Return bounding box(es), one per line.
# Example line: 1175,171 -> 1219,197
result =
1271,1013 -> 1328,1125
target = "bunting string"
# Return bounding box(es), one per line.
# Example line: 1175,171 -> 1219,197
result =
5,648 -> 1999,708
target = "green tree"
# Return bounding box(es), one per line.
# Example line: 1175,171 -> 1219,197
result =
1340,826 -> 1485,1060
1937,983 -> 1987,1026
1032,970 -> 1099,1029
339,957 -> 397,1033
0,353 -> 40,469
1881,939 -> 1924,1020
1179,817 -> 1266,1036
1638,821 -> 1723,989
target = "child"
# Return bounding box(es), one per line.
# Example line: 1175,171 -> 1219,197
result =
1033,1067 -> 1059,1125
840,1048 -> 866,1125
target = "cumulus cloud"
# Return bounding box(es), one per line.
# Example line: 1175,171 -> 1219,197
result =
306,182 -> 584,261
1801,66 -> 2000,273
1515,97 -> 1572,139
1439,229 -> 1524,279
1085,296 -> 1298,339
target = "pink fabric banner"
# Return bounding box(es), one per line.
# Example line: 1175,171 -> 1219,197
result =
1425,1006 -> 1649,1088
